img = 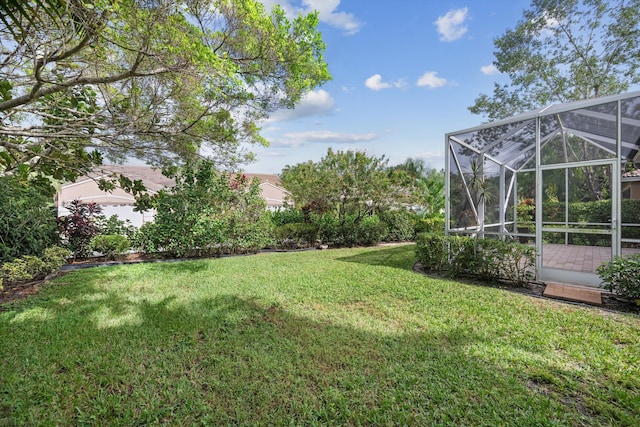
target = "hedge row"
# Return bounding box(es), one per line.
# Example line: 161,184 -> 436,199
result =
542,199 -> 640,245
415,233 -> 535,286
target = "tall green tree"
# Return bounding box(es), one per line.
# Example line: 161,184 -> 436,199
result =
135,160 -> 272,257
387,158 -> 444,218
281,149 -> 392,223
0,0 -> 330,181
469,0 -> 640,120
0,174 -> 59,262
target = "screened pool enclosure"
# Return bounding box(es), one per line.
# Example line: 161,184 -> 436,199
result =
445,92 -> 640,286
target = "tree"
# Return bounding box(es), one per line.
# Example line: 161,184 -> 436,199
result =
469,0 -> 640,121
281,148 -> 393,223
0,0 -> 330,182
0,0 -> 64,35
135,160 -> 272,257
0,173 -> 59,262
387,157 -> 444,218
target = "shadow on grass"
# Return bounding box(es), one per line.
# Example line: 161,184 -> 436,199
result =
337,244 -> 417,271
3,278 -> 634,426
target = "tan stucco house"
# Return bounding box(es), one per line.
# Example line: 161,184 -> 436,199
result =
57,166 -> 290,227
622,168 -> 640,200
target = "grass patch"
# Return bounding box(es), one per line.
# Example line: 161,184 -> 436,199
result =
1,245 -> 639,425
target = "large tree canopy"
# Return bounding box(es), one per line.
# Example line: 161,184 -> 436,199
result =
469,0 -> 640,121
387,158 -> 444,218
0,0 -> 330,181
280,149 -> 393,222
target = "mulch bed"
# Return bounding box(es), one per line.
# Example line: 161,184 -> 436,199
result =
0,253 -> 165,308
412,262 -> 640,315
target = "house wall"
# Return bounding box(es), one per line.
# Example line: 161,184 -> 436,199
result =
622,181 -> 640,200
58,171 -> 292,226
259,182 -> 291,210
57,179 -> 155,228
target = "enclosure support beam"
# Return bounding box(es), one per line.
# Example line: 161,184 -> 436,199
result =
535,117 -> 543,280
445,136 -> 450,238
613,100 -> 622,258
499,164 -> 506,239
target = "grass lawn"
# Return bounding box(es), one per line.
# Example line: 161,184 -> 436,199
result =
1,245 -> 639,426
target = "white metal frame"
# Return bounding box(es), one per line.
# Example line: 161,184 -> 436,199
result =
445,92 -> 640,287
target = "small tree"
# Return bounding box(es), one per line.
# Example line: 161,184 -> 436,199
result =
0,174 -> 59,263
281,149 -> 393,221
58,200 -> 103,258
135,160 -> 272,257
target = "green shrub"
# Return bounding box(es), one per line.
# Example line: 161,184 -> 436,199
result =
541,199 -> 640,246
97,215 -> 136,238
379,209 -> 415,241
415,233 -> 449,272
415,233 -> 535,285
274,223 -> 319,248
0,246 -> 71,289
447,235 -> 477,277
314,213 -> 388,247
225,209 -> 274,254
269,208 -> 305,226
1,256 -> 45,283
314,212 -> 340,245
134,162 -> 273,257
0,175 -> 59,263
132,223 -> 161,254
90,234 -> 131,259
495,242 -> 536,286
596,254 -> 640,300
356,215 -> 388,246
42,246 -> 72,271
415,217 -> 445,235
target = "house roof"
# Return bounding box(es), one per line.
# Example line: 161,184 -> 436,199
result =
62,165 -> 175,193
243,173 -> 282,187
63,166 -> 284,193
622,168 -> 640,179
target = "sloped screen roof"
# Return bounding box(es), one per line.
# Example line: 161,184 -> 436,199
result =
448,92 -> 640,170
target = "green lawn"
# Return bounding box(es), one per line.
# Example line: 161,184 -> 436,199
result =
1,245 -> 639,426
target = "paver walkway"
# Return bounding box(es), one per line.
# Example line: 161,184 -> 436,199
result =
542,244 -> 640,273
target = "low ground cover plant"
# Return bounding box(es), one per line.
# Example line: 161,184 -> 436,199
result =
0,246 -> 71,289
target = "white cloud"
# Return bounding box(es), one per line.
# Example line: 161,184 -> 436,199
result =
305,0 -> 361,35
365,74 -> 390,91
273,130 -> 377,147
365,74 -> 406,91
266,89 -> 334,123
416,71 -> 448,88
534,12 -> 561,37
260,0 -> 361,35
480,64 -> 499,75
416,150 -> 444,160
434,7 -> 469,42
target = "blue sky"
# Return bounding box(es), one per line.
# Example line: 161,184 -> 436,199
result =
245,0 -> 532,174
